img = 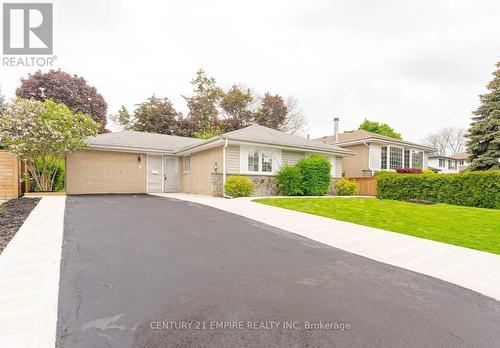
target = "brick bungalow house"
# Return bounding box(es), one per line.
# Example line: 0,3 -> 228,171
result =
65,124 -> 354,196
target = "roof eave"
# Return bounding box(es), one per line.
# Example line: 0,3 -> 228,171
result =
224,139 -> 355,156
337,138 -> 435,152
86,144 -> 175,155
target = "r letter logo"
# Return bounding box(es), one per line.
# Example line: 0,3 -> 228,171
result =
3,3 -> 53,54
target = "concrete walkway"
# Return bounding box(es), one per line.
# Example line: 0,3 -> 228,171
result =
153,193 -> 500,301
0,196 -> 66,348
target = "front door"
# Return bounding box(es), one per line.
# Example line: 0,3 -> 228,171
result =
147,155 -> 163,192
164,156 -> 179,192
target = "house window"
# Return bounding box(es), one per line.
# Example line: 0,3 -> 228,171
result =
439,159 -> 445,167
389,147 -> 403,169
448,160 -> 456,170
248,150 -> 260,172
459,160 -> 464,165
183,156 -> 191,172
381,146 -> 387,169
261,151 -> 272,172
404,149 -> 410,168
412,150 -> 423,168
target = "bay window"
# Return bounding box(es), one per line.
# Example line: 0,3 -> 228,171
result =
411,150 -> 423,168
389,147 -> 403,169
404,149 -> 410,168
381,146 -> 388,169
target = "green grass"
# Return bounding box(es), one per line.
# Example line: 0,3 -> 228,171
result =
254,198 -> 500,255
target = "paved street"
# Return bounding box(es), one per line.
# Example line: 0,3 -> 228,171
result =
57,194 -> 500,347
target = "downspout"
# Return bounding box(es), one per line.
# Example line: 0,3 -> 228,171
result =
222,138 -> 229,197
363,141 -> 374,176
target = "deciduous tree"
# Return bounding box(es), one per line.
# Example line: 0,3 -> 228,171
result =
127,96 -> 182,135
220,85 -> 254,130
280,96 -> 308,135
0,98 -> 99,191
184,69 -> 224,130
466,61 -> 500,170
254,93 -> 288,129
16,70 -> 108,132
0,87 -> 5,116
422,127 -> 466,156
358,119 -> 402,139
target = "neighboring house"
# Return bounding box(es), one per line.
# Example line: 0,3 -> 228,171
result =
316,119 -> 435,177
65,124 -> 354,196
428,155 -> 460,174
450,152 -> 470,172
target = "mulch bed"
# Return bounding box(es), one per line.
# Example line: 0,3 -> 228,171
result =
0,197 -> 40,254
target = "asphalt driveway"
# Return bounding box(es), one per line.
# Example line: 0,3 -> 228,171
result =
57,195 -> 500,347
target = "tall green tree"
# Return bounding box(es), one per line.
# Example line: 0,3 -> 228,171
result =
466,62 -> 500,170
110,106 -> 132,129
220,85 -> 254,130
119,96 -> 182,135
184,69 -> 224,131
358,119 -> 402,139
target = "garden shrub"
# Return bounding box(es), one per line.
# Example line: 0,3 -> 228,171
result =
276,165 -> 304,196
334,177 -> 359,196
377,170 -> 500,209
296,156 -> 331,196
224,176 -> 255,197
396,168 -> 423,174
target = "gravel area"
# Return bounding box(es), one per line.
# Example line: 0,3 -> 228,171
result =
0,197 -> 40,254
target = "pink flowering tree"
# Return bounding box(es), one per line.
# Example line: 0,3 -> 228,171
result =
0,98 -> 99,191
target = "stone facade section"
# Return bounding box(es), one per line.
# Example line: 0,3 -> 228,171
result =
211,174 -> 278,197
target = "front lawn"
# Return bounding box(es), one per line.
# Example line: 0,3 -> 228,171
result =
254,198 -> 500,255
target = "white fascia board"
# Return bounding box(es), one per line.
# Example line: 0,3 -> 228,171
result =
86,145 -> 174,155
175,138 -> 225,155
226,140 -> 354,156
338,138 -> 435,152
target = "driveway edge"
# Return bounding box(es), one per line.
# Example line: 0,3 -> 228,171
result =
153,193 -> 500,302
0,196 -> 66,348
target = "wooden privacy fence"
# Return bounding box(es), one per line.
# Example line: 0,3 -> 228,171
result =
0,150 -> 27,199
351,176 -> 377,196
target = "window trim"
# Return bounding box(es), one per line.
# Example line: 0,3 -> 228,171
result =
244,147 -> 276,174
183,155 -> 191,172
389,146 -> 403,170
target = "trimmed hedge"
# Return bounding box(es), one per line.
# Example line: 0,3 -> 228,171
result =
296,156 -> 331,196
377,171 -> 500,209
276,165 -> 303,196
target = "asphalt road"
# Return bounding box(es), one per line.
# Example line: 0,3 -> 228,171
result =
57,194 -> 500,348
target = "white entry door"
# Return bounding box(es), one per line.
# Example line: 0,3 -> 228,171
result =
164,156 -> 179,192
147,155 -> 163,192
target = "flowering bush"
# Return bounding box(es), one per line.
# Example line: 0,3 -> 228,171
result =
224,176 -> 255,197
0,98 -> 99,191
334,177 -> 359,196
